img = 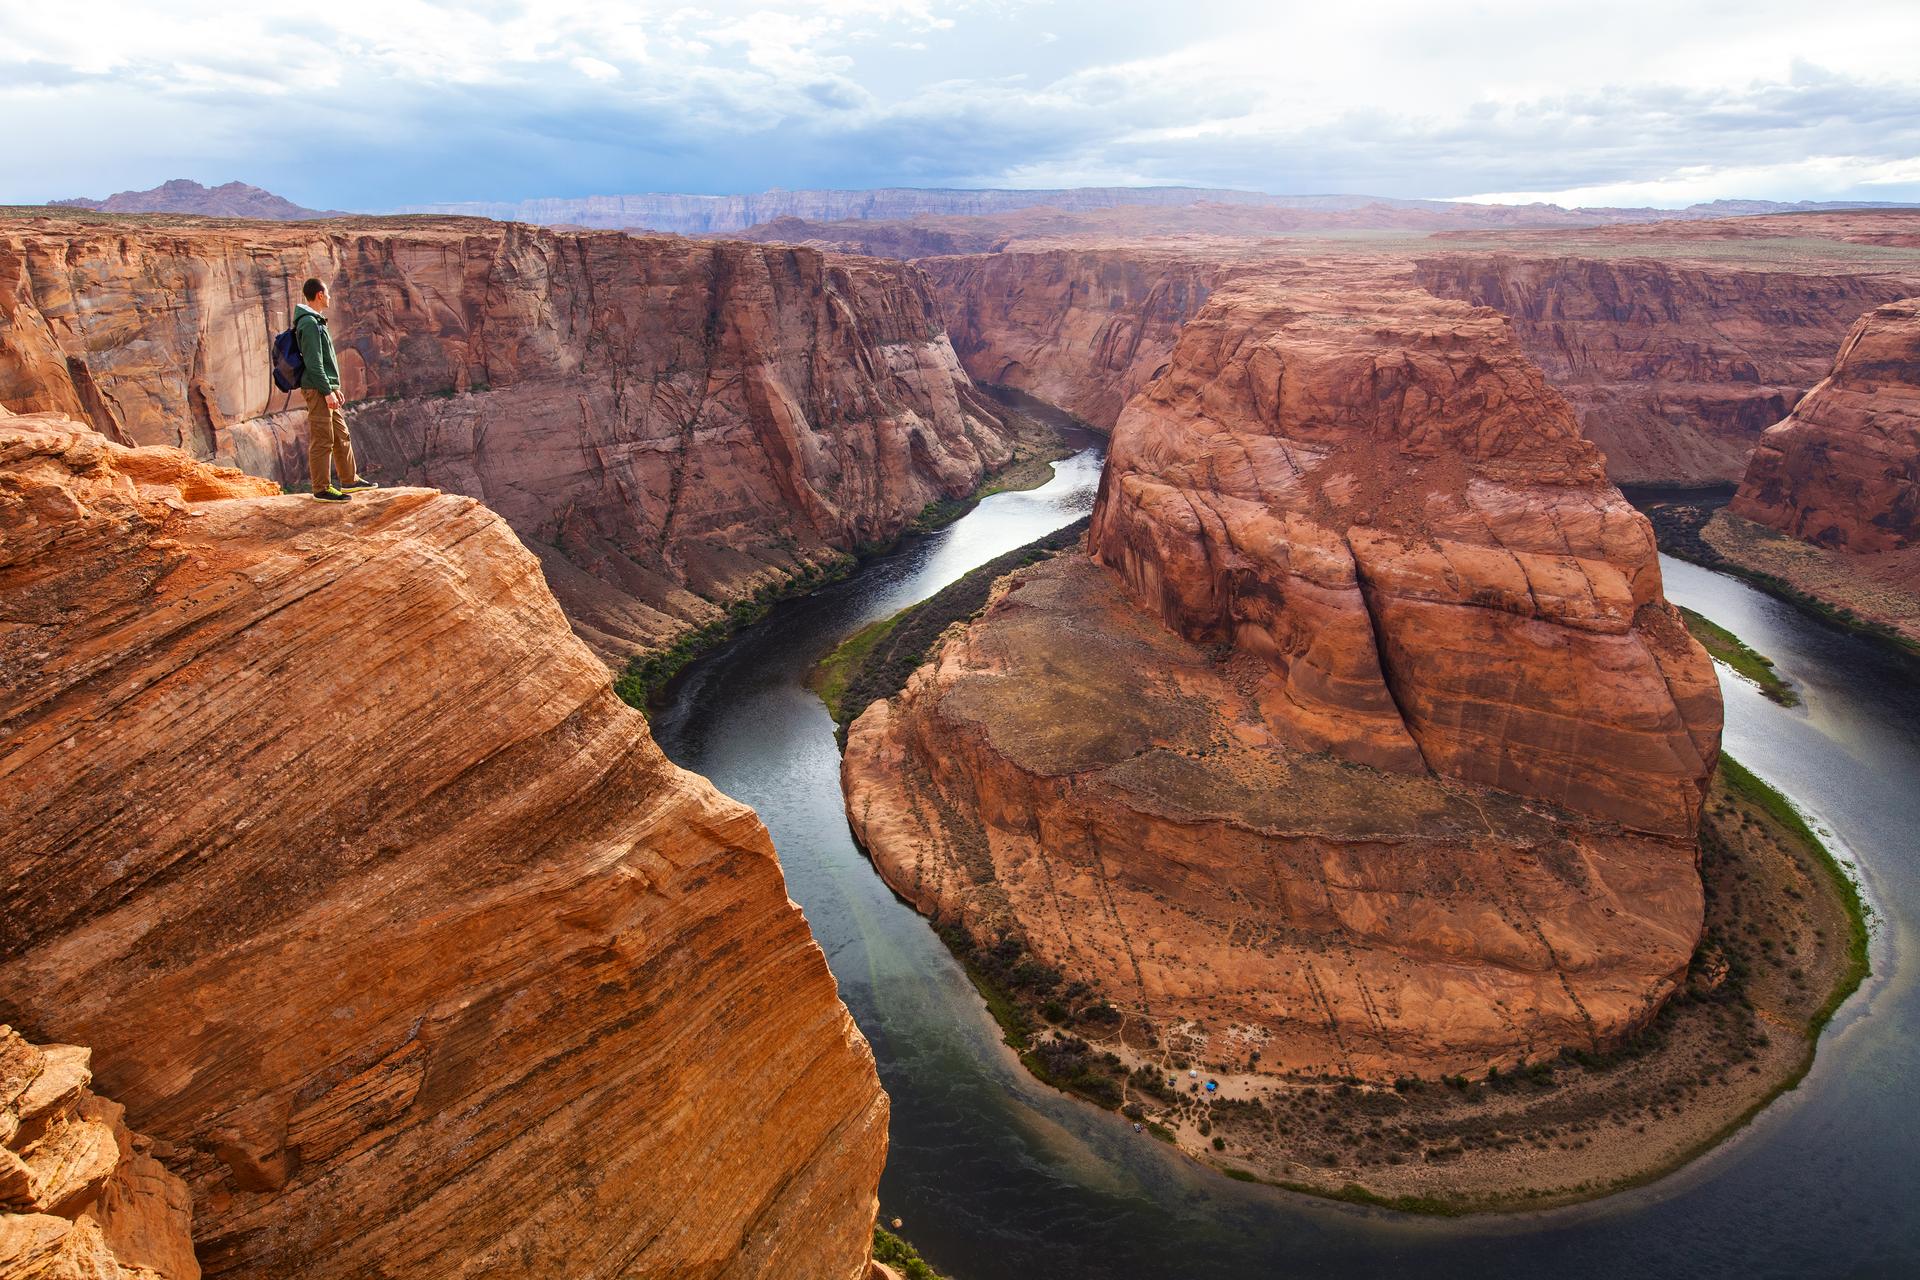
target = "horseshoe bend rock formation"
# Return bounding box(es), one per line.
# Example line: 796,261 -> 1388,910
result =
0,214 -> 1020,660
844,282 -> 1722,1077
0,412 -> 886,1278
1731,296 -> 1920,552
1,1026 -> 199,1280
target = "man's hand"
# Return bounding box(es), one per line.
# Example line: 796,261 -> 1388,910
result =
326,391 -> 342,409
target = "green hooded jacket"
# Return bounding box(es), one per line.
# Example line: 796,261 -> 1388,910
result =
293,303 -> 341,394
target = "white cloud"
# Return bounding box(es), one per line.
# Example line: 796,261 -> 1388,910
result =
1458,156 -> 1920,208
572,56 -> 622,82
4,0 -> 1918,208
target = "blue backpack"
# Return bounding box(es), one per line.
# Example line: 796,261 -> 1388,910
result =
270,324 -> 304,394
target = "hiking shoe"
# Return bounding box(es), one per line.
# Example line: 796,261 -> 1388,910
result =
312,487 -> 351,502
336,477 -> 380,492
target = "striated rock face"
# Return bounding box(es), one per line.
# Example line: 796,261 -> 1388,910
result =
922,250 -> 1222,430
0,215 -> 1018,659
1732,297 -> 1920,551
0,412 -> 886,1278
846,282 -> 1720,1077
1414,254 -> 1920,484
1,1027 -> 199,1280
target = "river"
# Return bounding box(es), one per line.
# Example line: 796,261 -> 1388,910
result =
650,442 -> 1919,1280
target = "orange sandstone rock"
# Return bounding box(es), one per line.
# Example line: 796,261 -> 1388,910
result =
1732,297 -> 1920,551
0,1026 -> 199,1280
0,411 -> 886,1279
1091,283 -> 1720,837
846,555 -> 1708,1076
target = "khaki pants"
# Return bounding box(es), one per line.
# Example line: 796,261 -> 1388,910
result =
301,387 -> 358,490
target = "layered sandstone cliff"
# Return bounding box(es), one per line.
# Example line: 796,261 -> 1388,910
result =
921,250 -> 1224,429
0,411 -> 886,1278
912,214 -> 1920,489
1414,254 -> 1920,484
0,215 -> 1019,659
1,1027 -> 198,1280
1732,297 -> 1920,551
845,281 -> 1720,1077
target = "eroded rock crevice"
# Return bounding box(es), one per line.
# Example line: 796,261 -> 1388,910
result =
0,1027 -> 199,1280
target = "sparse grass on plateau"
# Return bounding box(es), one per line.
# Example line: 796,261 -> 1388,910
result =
1680,606 -> 1799,705
808,614 -> 901,722
811,517 -> 1090,734
1718,755 -> 1871,1029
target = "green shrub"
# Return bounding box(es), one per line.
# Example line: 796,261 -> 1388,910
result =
816,517 -> 1090,730
872,1226 -> 948,1280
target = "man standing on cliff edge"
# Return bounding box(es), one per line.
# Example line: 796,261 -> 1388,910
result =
295,278 -> 377,501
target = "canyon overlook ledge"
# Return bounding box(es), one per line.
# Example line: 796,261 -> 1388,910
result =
845,279 -> 1722,1080
0,411 -> 886,1278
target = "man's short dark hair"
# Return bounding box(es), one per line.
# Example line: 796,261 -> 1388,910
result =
302,278 -> 326,301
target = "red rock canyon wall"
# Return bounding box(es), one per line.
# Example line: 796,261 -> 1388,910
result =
1414,253 -> 1920,484
1732,296 -> 1920,551
920,250 -> 1223,429
0,216 -> 1019,659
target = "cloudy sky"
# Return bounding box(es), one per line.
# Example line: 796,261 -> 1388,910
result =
6,0 -> 1920,210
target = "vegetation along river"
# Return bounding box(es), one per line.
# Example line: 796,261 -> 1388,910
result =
650,439 -> 1917,1280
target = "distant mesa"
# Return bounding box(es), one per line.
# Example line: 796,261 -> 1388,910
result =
47,180 -> 1918,239
47,178 -> 342,220
394,184 -> 1920,238
396,186 -> 1391,234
